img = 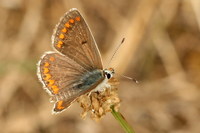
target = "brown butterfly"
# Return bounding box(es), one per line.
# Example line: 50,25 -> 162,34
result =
37,8 -> 115,113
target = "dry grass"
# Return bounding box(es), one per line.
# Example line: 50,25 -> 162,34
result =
0,0 -> 200,133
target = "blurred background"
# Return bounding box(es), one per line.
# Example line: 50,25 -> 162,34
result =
0,0 -> 200,133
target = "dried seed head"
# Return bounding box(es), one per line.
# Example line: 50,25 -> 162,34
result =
77,77 -> 120,121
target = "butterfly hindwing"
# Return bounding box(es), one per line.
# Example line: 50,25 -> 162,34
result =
37,52 -> 104,113
38,52 -> 87,95
53,99 -> 76,113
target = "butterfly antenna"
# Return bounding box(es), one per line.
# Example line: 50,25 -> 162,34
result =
108,38 -> 125,66
121,74 -> 139,84
116,73 -> 139,84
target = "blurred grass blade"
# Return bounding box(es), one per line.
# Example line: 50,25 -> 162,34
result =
111,106 -> 135,133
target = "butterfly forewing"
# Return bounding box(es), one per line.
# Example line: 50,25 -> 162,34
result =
52,8 -> 103,70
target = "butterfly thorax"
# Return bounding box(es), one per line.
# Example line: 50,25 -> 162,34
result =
77,69 -> 104,92
91,68 -> 115,92
77,68 -> 114,91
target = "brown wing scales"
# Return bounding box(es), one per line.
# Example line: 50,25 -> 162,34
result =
38,52 -> 87,95
37,8 -> 104,113
52,8 -> 103,70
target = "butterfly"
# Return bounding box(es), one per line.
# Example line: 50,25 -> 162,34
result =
37,8 -> 115,113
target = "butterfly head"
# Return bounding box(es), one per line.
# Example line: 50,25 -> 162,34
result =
103,68 -> 115,80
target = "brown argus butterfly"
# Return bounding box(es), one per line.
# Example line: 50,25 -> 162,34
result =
37,8 -> 115,114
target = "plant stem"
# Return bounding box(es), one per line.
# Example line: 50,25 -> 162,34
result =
111,106 -> 135,133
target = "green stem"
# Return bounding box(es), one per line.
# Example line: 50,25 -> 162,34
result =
111,106 -> 135,133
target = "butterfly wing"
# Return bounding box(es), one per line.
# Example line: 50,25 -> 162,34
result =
37,52 -> 104,113
38,52 -> 85,96
52,8 -> 103,70
38,8 -> 105,113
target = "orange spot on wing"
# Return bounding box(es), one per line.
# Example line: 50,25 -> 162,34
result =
57,101 -> 65,110
59,34 -> 64,39
56,43 -> 62,48
65,22 -> 70,28
75,16 -> 81,21
56,41 -> 63,48
44,74 -> 51,80
52,85 -> 59,94
43,68 -> 49,74
44,62 -> 50,67
69,19 -> 75,23
61,28 -> 67,33
48,80 -> 55,86
49,57 -> 55,62
58,41 -> 63,45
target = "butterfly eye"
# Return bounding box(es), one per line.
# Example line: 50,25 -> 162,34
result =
103,69 -> 113,79
106,73 -> 111,79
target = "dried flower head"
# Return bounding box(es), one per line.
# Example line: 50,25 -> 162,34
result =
77,77 -> 120,121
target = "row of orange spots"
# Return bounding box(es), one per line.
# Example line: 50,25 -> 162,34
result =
57,100 -> 65,110
56,16 -> 81,48
42,56 -> 60,94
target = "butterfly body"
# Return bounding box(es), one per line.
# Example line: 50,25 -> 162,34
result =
37,8 -> 115,113
77,69 -> 104,91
